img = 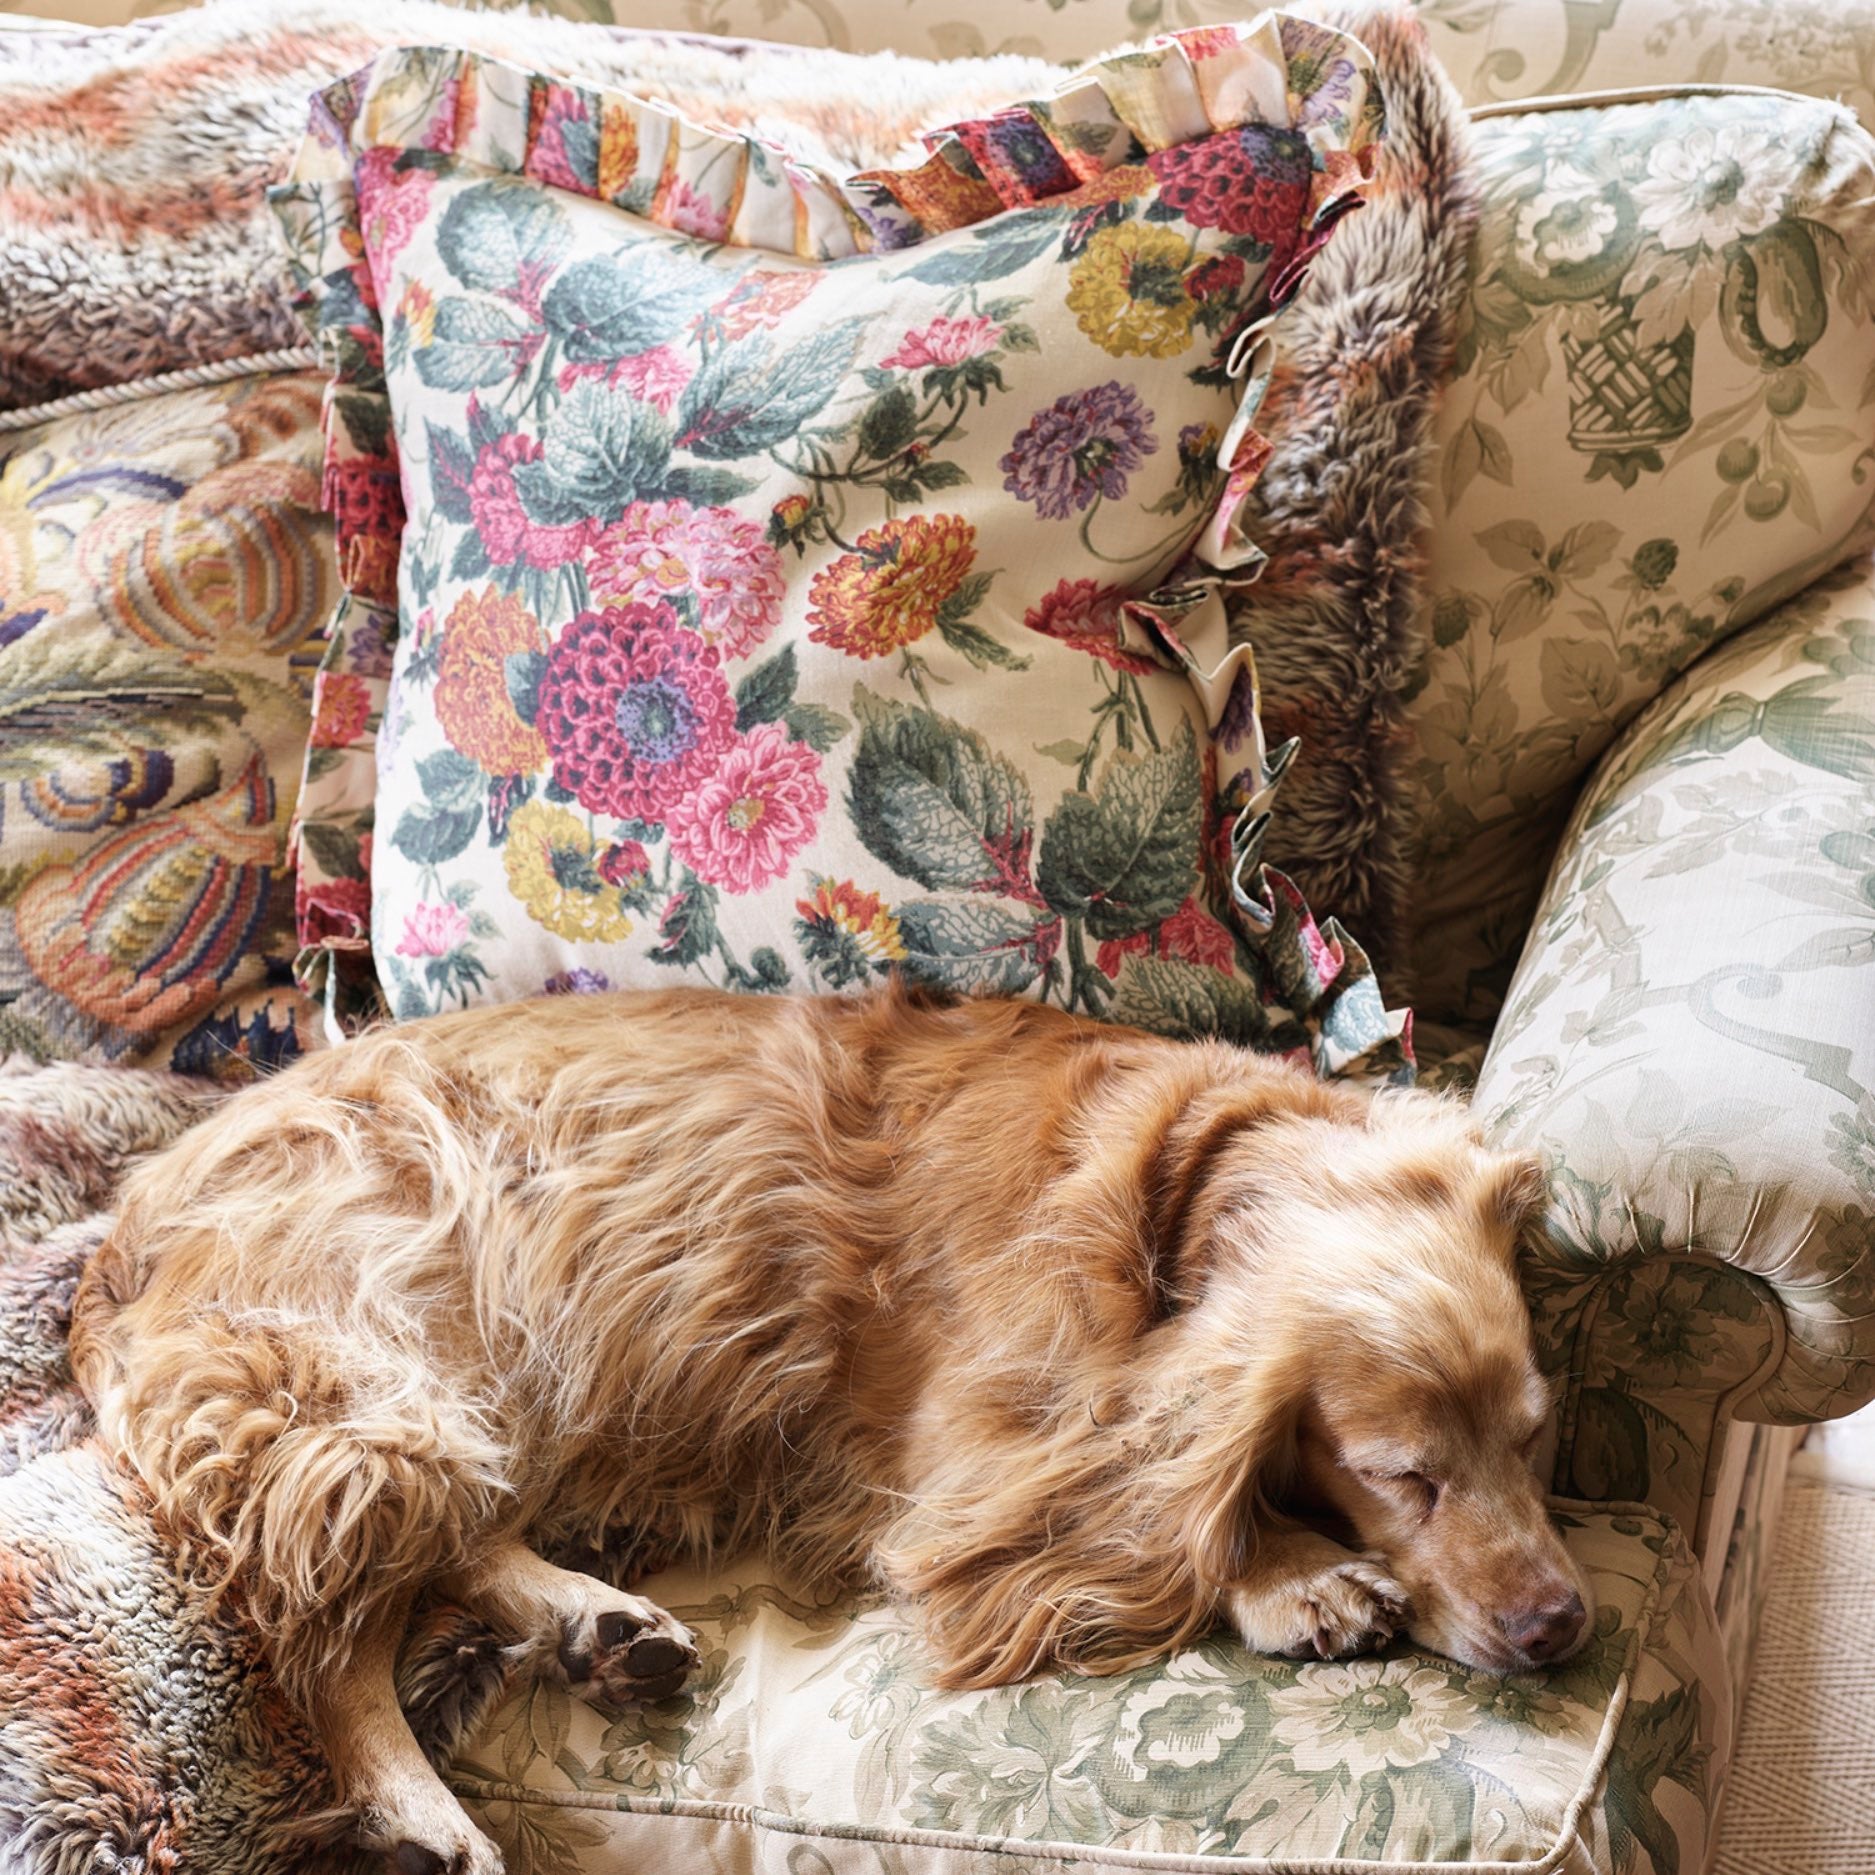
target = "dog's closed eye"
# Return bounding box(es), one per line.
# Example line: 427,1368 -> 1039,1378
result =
1357,1467 -> 1441,1518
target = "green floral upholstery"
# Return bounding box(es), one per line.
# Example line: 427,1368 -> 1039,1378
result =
1408,87 -> 1875,1027
1472,558 -> 1875,1537
453,1506 -> 1724,1875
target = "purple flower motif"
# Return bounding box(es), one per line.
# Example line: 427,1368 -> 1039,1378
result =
999,382 -> 1158,521
545,968 -> 612,995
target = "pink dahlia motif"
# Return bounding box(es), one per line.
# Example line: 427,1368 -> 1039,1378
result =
881,315 -> 1002,371
354,146 -> 437,275
589,500 -> 786,661
1022,578 -> 1155,673
1146,124 -> 1312,244
665,721 -> 826,895
469,432 -> 598,569
536,602 -> 738,821
614,344 -> 692,414
396,899 -> 471,959
661,175 -> 731,242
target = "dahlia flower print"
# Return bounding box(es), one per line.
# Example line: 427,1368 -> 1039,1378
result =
502,799 -> 633,942
535,603 -> 737,821
395,899 -> 470,959
1147,125 -> 1313,247
589,501 -> 786,661
794,877 -> 908,988
1001,385 -> 1158,523
469,432 -> 596,570
432,585 -> 549,775
881,317 -> 1002,371
712,268 -> 821,339
1066,224 -> 1200,359
353,146 -> 436,276
309,671 -> 374,749
1022,578 -> 1155,673
806,514 -> 979,659
664,721 -> 827,895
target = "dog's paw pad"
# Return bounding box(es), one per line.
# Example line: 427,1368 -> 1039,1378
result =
561,1600 -> 699,1709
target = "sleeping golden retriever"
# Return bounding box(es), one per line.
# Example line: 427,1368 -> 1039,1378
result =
72,984 -> 1590,1875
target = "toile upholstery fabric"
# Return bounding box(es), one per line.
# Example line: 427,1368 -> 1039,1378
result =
0,371 -> 334,1073
1407,86 -> 1875,1028
1472,557 -> 1875,1520
271,18 -> 1415,1076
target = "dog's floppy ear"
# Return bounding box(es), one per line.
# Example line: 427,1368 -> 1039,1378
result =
1180,1346 -> 1308,1587
1483,1145 -> 1550,1234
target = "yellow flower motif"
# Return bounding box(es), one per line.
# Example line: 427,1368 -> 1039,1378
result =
396,279 -> 436,349
801,877 -> 906,963
1066,222 -> 1199,359
502,799 -> 632,943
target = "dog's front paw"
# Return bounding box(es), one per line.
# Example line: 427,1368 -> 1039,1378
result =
1231,1556 -> 1411,1662
389,1835 -> 505,1875
556,1596 -> 700,1708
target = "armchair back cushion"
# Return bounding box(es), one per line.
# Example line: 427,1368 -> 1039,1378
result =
1406,87 -> 1875,1024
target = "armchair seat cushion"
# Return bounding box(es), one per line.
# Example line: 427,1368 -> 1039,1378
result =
450,1505 -> 1726,1875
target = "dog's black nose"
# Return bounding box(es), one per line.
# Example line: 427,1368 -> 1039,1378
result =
1503,1591 -> 1586,1662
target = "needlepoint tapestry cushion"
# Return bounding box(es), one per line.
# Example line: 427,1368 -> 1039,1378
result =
274,14 -> 1414,1078
0,372 -> 332,1075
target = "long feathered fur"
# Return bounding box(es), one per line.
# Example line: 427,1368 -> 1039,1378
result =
71,983 -> 1547,1710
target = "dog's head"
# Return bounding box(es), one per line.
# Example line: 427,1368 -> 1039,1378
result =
1179,1087 -> 1593,1674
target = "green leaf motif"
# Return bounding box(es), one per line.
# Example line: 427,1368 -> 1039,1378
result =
1107,955 -> 1299,1050
677,319 -> 869,459
505,650 -> 547,727
900,219 -> 1061,288
1566,1387 -> 1651,1501
857,385 -> 919,461
435,181 -> 571,297
414,296 -> 532,393
300,820 -> 365,882
734,644 -> 798,732
894,897 -> 1047,997
783,702 -> 850,753
541,248 -> 721,362
513,383 -> 672,525
846,689 -> 1034,894
650,871 -> 720,967
1036,725 -> 1201,940
389,795 -> 481,867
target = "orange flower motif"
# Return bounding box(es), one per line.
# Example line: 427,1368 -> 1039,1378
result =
806,514 -> 977,660
434,585 -> 549,775
796,877 -> 906,962
309,671 -> 373,748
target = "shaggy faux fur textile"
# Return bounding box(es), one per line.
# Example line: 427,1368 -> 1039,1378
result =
1242,4 -> 1479,975
0,1061 -> 519,1874
0,0 -> 1057,408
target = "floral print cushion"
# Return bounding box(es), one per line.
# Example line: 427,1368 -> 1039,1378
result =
1472,559 -> 1875,1527
449,1505 -> 1727,1875
271,20 -> 1413,1075
0,373 -> 332,1076
1406,86 -> 1875,1027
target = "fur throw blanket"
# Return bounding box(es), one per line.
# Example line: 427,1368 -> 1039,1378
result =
0,0 -> 1475,972
0,13 -> 1477,1870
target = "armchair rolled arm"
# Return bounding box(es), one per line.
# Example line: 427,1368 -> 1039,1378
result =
1471,556 -> 1875,1532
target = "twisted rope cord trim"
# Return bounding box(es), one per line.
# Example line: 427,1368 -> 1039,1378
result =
0,347 -> 323,434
